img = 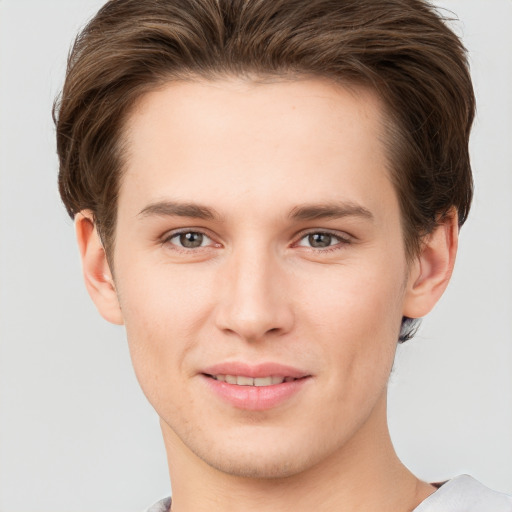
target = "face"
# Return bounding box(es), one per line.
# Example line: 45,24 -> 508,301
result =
112,78 -> 412,478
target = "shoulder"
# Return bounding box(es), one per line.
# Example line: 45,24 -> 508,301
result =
143,496 -> 172,512
414,475 -> 512,512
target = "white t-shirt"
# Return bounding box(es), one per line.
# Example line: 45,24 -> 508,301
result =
412,475 -> 512,511
145,475 -> 512,512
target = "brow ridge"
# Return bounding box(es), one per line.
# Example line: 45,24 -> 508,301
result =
138,201 -> 219,220
138,200 -> 373,223
288,202 -> 374,222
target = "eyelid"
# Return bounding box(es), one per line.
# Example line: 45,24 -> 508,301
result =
159,227 -> 352,252
160,227 -> 220,249
293,229 -> 353,249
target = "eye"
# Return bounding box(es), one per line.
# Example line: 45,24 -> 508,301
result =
165,231 -> 214,249
296,231 -> 349,249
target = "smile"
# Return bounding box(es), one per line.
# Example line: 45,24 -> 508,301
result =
209,375 -> 297,386
202,368 -> 311,410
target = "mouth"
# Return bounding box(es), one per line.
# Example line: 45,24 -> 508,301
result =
205,374 -> 300,386
200,363 -> 311,410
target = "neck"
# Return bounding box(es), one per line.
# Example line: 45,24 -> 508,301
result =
161,393 -> 435,512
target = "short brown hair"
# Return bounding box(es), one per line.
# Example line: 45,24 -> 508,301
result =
54,0 -> 475,277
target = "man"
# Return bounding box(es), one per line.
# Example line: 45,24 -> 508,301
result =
54,0 -> 512,510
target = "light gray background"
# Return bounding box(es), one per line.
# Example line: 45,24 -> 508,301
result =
0,1 -> 511,511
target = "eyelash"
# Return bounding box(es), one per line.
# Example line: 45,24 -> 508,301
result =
160,229 -> 352,253
294,230 -> 352,252
161,229 -> 217,252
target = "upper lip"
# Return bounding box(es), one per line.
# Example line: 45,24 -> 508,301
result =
201,362 -> 310,379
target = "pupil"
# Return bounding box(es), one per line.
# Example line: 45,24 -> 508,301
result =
180,232 -> 203,248
309,233 -> 332,248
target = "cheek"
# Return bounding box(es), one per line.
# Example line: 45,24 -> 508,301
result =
114,263 -> 213,398
118,255 -> 213,328
301,258 -> 405,336
301,261 -> 405,384
303,280 -> 402,441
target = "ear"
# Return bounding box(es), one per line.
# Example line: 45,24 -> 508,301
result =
403,209 -> 459,319
75,211 -> 124,325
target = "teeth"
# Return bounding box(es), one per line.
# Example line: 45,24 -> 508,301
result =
212,375 -> 293,386
254,377 -> 273,387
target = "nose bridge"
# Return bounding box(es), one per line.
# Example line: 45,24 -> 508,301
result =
215,241 -> 294,341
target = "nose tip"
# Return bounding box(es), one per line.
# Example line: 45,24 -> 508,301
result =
214,254 -> 294,342
218,304 -> 291,342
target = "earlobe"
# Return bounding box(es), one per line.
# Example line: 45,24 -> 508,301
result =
75,211 -> 124,325
403,209 -> 459,319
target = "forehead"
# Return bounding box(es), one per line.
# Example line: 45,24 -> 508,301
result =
119,78 -> 397,223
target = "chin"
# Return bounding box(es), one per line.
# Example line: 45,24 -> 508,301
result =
189,437 -> 323,480
200,452 -> 305,479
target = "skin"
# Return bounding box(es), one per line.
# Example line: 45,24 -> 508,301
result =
76,78 -> 458,511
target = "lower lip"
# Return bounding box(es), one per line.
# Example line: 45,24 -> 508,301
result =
202,375 -> 310,411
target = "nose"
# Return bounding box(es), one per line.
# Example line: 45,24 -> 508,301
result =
214,246 -> 295,342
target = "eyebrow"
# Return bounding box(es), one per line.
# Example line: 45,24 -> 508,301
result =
138,201 -> 220,220
137,200 -> 374,223
288,202 -> 374,222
